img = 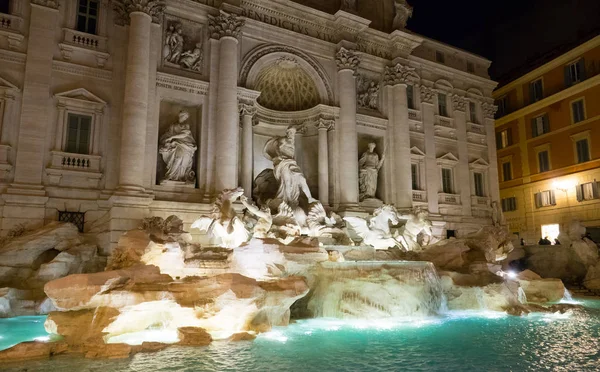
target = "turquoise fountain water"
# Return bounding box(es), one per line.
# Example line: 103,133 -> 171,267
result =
2,301 -> 600,371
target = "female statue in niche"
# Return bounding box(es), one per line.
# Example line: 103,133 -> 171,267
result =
159,110 -> 197,183
359,142 -> 385,201
263,126 -> 317,207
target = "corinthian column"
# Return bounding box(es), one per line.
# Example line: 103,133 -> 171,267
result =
452,95 -> 471,216
420,85 -> 439,214
335,47 -> 360,208
113,0 -> 164,193
384,63 -> 417,209
209,12 -> 244,192
483,102 -> 500,203
239,103 -> 256,197
317,118 -> 334,205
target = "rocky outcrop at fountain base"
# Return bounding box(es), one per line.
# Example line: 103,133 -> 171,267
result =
0,212 -> 578,362
0,222 -> 104,317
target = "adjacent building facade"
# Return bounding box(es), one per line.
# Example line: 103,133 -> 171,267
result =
0,0 -> 498,253
494,35 -> 600,242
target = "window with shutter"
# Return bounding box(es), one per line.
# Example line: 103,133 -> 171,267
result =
572,99 -> 586,123
65,113 -> 92,154
536,190 -> 556,208
469,101 -> 477,123
407,85 -> 414,110
502,161 -> 512,182
438,93 -> 448,117
529,79 -> 543,103
76,0 -> 99,35
411,163 -> 419,190
442,168 -> 453,194
474,172 -> 484,197
501,197 -> 517,212
576,139 -> 590,163
538,151 -> 550,173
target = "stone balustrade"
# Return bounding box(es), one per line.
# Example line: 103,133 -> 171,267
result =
0,13 -> 23,33
412,190 -> 427,202
471,195 -> 490,207
467,122 -> 485,134
63,28 -> 108,51
438,192 -> 461,205
50,151 -> 101,172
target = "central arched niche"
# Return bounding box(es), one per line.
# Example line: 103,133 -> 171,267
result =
254,57 -> 320,112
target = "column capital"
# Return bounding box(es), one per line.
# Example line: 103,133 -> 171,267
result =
383,63 -> 419,86
335,47 -> 360,72
420,86 -> 435,105
209,11 -> 245,40
317,118 -> 335,131
238,103 -> 257,117
113,0 -> 165,25
451,95 -> 467,112
482,102 -> 498,119
30,0 -> 59,9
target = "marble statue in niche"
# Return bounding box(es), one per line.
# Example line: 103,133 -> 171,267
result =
393,0 -> 413,30
262,126 -> 317,208
357,76 -> 380,110
159,110 -> 197,184
163,20 -> 203,72
359,142 -> 385,201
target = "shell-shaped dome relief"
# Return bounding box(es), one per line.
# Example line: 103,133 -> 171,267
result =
254,57 -> 321,112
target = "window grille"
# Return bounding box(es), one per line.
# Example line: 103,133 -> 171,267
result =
58,211 -> 85,232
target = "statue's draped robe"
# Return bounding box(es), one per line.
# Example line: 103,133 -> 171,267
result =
359,151 -> 380,200
159,123 -> 197,182
264,136 -> 312,207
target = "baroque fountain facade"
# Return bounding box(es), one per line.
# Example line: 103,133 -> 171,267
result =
1,0 -> 596,366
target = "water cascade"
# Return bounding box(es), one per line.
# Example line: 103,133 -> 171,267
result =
559,288 -> 581,304
307,261 -> 444,319
517,287 -> 528,304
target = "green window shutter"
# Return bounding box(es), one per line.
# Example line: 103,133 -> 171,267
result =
564,65 -> 572,87
529,82 -> 535,104
531,119 -> 537,138
535,192 -> 542,208
496,132 -> 502,149
576,185 -> 583,202
549,191 -> 556,205
507,128 -> 513,146
594,181 -> 600,199
542,115 -> 549,134
578,58 -> 586,80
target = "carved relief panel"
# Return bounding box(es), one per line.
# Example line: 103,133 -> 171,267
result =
162,16 -> 205,74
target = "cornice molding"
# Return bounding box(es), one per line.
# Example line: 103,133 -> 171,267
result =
30,0 -> 59,9
52,60 -> 113,81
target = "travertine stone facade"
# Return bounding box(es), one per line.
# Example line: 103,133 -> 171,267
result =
0,0 -> 497,252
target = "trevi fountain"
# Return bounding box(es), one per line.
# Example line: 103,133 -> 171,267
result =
0,119 -> 599,371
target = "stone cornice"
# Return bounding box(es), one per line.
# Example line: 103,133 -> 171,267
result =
52,60 -> 113,81
113,0 -> 165,26
383,63 -> 419,86
336,47 -> 359,72
30,0 -> 59,9
208,11 -> 244,40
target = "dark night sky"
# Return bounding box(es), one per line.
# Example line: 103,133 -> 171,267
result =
406,0 -> 600,84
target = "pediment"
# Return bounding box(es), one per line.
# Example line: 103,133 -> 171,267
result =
470,158 -> 490,168
437,152 -> 459,162
410,146 -> 426,157
55,88 -> 106,105
0,76 -> 19,91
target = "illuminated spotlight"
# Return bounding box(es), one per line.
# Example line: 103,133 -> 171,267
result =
34,336 -> 51,342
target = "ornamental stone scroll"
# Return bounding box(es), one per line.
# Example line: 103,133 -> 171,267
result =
451,95 -> 468,112
208,11 -> 245,40
335,47 -> 360,72
383,63 -> 419,86
420,86 -> 435,105
113,0 -> 165,25
482,103 -> 498,119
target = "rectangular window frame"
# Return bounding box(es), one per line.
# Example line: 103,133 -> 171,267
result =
411,163 -> 420,190
441,167 -> 454,194
501,159 -> 512,182
497,96 -> 508,117
570,98 -> 586,124
76,0 -> 100,35
534,143 -> 552,174
496,129 -> 512,149
501,197 -> 517,212
529,78 -> 544,103
469,101 -> 478,123
65,113 -> 93,155
473,172 -> 485,197
438,93 -> 448,117
535,190 -> 556,208
571,131 -> 591,165
531,113 -> 549,138
407,85 -> 415,110
576,181 -> 599,202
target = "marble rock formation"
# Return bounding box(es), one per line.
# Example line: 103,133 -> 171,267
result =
43,264 -> 309,343
463,225 -> 515,262
0,222 -> 102,317
419,239 -> 470,271
523,237 -> 598,284
584,262 -> 600,290
516,270 -> 566,303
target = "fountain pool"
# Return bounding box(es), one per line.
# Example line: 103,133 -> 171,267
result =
2,300 -> 600,371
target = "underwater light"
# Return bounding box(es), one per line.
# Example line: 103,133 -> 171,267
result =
33,336 -> 50,342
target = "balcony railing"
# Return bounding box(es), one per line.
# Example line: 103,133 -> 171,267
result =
0,13 -> 23,33
50,151 -> 101,173
412,190 -> 427,202
62,28 -> 107,51
438,193 -> 461,205
471,196 -> 490,207
467,122 -> 485,135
